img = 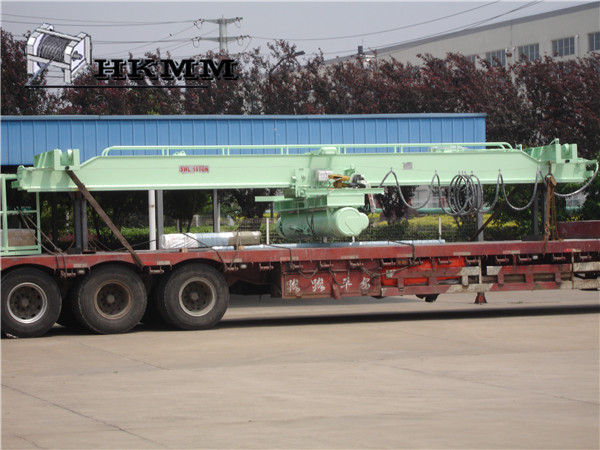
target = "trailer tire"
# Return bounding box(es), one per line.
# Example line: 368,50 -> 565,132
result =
57,303 -> 82,330
417,294 -> 439,303
72,266 -> 146,334
1,268 -> 62,338
157,264 -> 229,330
141,285 -> 166,326
57,286 -> 86,330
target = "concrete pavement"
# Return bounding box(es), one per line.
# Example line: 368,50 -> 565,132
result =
2,289 -> 599,449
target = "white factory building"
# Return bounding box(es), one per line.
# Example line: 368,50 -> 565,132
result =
328,2 -> 599,221
330,2 -> 600,66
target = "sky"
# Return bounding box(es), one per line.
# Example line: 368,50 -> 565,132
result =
0,1 -> 590,69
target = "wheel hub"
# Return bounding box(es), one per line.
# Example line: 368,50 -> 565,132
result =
94,282 -> 132,319
179,279 -> 216,316
8,283 -> 48,323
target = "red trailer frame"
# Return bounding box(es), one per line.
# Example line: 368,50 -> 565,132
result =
2,237 -> 598,337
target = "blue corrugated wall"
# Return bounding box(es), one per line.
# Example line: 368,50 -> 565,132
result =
1,114 -> 486,166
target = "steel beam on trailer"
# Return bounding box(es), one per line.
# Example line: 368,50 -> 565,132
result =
12,141 -> 595,193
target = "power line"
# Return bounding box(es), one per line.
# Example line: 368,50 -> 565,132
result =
2,1 -> 557,61
375,0 -> 543,51
246,1 -> 501,42
91,26 -> 218,58
194,17 -> 246,53
0,13 -> 195,26
320,0 -> 545,58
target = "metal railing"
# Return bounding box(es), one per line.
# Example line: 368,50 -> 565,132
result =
1,175 -> 42,256
100,141 -> 514,157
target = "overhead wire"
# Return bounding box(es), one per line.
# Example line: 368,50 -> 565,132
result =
2,0 -> 557,60
320,0 -> 544,57
94,26 -> 219,58
380,0 -> 543,48
248,1 -> 501,42
0,13 -> 196,26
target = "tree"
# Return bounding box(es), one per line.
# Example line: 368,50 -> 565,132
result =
0,29 -> 58,115
514,54 -> 600,161
3,28 -> 599,230
377,186 -> 417,224
58,50 -> 185,115
164,190 -> 211,232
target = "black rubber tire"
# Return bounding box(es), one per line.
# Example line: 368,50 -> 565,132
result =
417,294 -> 439,303
57,285 -> 86,331
56,302 -> 82,329
141,283 -> 166,326
71,265 -> 147,334
157,264 -> 229,330
1,268 -> 62,338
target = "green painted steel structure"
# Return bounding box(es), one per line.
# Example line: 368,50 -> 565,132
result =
12,140 -> 594,192
3,139 -> 596,247
1,175 -> 42,256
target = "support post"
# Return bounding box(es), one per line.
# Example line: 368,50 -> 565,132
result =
542,187 -> 549,237
533,189 -> 539,237
65,168 -> 144,270
476,212 -> 484,242
474,292 -> 487,304
213,189 -> 220,232
148,190 -> 156,250
80,197 -> 88,251
469,188 -> 517,242
544,175 -> 557,241
72,194 -> 88,252
73,193 -> 82,250
156,190 -> 164,249
51,193 -> 58,247
266,217 -> 270,245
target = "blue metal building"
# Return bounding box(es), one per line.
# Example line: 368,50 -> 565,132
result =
1,114 -> 486,167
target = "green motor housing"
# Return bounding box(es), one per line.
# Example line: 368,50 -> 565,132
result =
276,207 -> 369,240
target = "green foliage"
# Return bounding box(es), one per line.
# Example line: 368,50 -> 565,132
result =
0,29 -> 58,114
377,186 -> 416,224
163,190 -> 212,232
2,28 -> 599,228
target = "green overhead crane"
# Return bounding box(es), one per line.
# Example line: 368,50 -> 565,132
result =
6,140 -> 597,244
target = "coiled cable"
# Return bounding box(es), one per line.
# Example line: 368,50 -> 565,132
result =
379,168 -> 545,216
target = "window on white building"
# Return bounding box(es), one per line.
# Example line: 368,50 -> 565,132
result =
517,43 -> 540,61
485,49 -> 506,67
466,55 -> 477,65
589,32 -> 600,52
552,37 -> 575,56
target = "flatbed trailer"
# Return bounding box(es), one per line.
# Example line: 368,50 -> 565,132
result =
2,238 -> 599,337
2,140 -> 598,337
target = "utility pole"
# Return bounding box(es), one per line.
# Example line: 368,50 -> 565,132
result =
197,16 -> 244,53
196,16 -> 243,232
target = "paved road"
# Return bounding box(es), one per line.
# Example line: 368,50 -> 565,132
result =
2,289 -> 599,449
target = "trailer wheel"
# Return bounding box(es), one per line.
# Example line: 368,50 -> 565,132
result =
72,266 -> 146,334
417,294 -> 439,303
1,268 -> 62,338
157,264 -> 229,330
141,285 -> 166,326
